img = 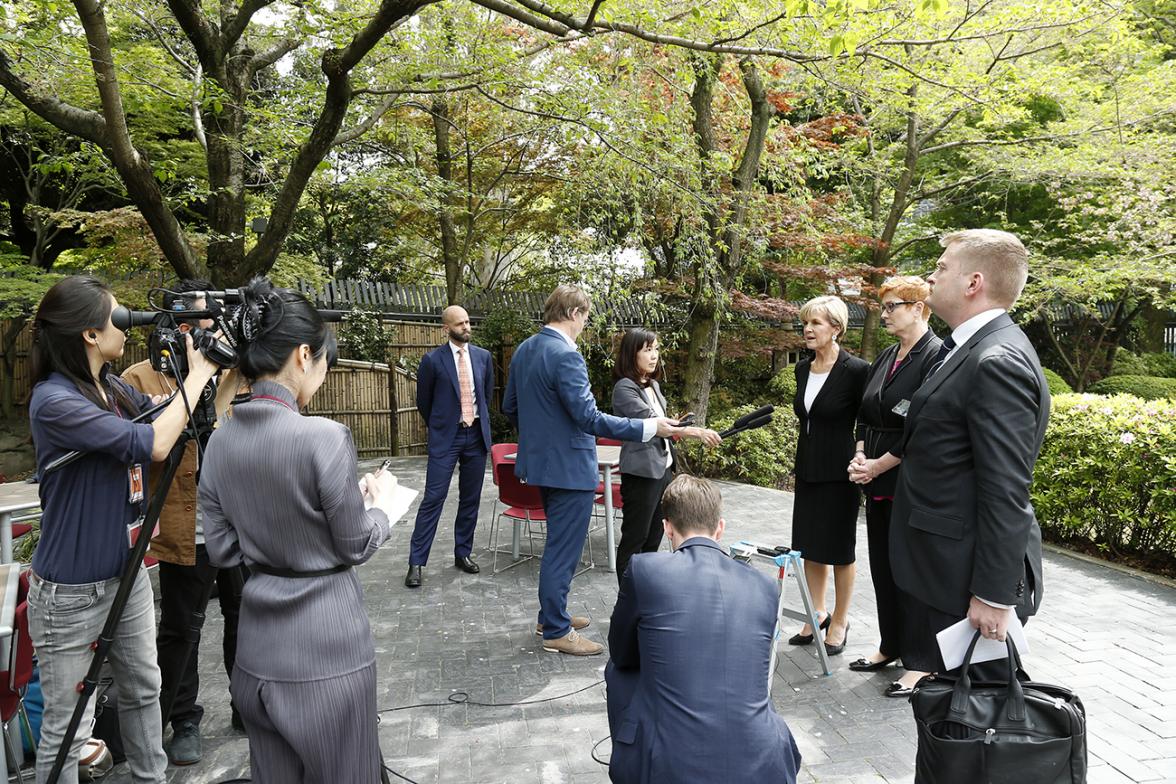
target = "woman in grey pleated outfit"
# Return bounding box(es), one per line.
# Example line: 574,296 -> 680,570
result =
200,278 -> 391,784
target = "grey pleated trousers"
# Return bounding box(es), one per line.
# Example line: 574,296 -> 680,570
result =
232,663 -> 381,784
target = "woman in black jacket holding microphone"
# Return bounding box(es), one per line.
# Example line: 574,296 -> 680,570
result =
611,329 -> 720,583
847,276 -> 941,696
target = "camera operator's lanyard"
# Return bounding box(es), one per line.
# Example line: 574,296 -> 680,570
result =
113,398 -> 149,547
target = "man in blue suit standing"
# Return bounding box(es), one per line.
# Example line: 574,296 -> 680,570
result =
503,285 -> 682,655
405,305 -> 494,588
606,475 -> 802,783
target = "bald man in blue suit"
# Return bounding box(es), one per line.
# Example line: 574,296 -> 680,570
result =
503,284 -> 682,656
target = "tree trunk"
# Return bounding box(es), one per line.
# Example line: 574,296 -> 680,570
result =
0,317 -> 28,420
204,71 -> 248,286
432,97 -> 462,305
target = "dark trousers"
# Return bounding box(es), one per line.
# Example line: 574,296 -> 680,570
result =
616,469 -> 672,586
409,424 -> 487,565
536,487 -> 596,639
865,497 -> 903,659
157,544 -> 246,729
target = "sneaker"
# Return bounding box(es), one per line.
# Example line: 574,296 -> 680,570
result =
534,615 -> 590,637
79,739 -> 113,780
166,721 -> 202,766
541,629 -> 604,656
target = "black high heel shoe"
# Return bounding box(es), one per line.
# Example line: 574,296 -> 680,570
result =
849,654 -> 899,672
824,622 -> 851,656
787,614 -> 831,646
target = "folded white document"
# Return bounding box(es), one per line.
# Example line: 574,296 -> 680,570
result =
936,608 -> 1030,671
360,472 -> 418,524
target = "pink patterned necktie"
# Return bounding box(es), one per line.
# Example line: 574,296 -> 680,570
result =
457,347 -> 475,425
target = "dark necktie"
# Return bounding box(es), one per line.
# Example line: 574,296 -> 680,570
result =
926,336 -> 956,378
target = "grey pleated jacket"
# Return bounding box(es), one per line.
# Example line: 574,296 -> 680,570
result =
200,380 -> 390,682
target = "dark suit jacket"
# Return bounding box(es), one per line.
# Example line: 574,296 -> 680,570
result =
503,327 -> 644,491
605,537 -> 801,784
416,342 -> 494,457
890,313 -> 1049,618
793,347 -> 870,483
854,330 -> 942,497
611,377 -> 675,480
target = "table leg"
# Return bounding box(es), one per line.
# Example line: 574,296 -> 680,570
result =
604,466 -> 616,573
0,512 -> 12,564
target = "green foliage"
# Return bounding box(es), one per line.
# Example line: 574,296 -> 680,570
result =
1110,348 -> 1152,376
683,403 -> 799,489
0,257 -> 63,318
472,307 -> 534,353
1144,352 -> 1176,378
337,308 -> 390,363
1086,375 -> 1176,400
1032,394 -> 1176,559
767,368 -> 798,403
1041,367 -> 1073,395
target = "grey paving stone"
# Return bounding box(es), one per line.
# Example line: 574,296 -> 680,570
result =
86,456 -> 1176,784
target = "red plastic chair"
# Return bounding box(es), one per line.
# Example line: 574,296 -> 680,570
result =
486,445 -> 546,573
1,571 -> 33,782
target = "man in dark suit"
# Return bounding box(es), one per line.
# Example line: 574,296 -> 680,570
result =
891,229 -> 1050,674
405,305 -> 494,588
606,474 -> 802,784
503,285 -> 681,655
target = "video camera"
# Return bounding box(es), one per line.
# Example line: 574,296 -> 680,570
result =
112,288 -> 243,378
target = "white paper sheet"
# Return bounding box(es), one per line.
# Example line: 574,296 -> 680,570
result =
936,608 -> 1030,671
360,472 -> 418,525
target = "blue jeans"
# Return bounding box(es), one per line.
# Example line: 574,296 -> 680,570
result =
27,567 -> 167,784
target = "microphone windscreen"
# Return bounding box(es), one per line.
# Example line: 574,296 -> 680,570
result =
732,405 -> 774,430
111,306 -> 160,330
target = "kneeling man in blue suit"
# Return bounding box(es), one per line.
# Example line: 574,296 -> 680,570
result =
606,474 -> 803,784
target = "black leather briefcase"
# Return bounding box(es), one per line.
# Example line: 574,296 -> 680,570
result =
910,632 -> 1087,783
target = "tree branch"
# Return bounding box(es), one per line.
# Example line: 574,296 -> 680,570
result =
248,37 -> 300,77
165,0 -> 223,78
0,51 -> 108,145
582,0 -> 606,30
920,112 -> 1173,155
130,8 -> 197,77
222,0 -> 278,52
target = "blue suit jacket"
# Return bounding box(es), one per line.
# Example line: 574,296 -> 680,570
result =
416,342 -> 494,457
502,327 -> 644,491
606,538 -> 802,784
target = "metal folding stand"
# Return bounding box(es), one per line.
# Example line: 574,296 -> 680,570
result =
730,541 -> 832,694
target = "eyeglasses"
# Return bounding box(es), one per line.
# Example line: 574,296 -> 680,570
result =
881,301 -> 920,314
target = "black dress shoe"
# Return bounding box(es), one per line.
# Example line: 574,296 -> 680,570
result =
455,555 -> 480,574
885,681 -> 915,698
824,622 -> 850,656
404,565 -> 422,588
787,613 -> 831,646
848,655 -> 899,672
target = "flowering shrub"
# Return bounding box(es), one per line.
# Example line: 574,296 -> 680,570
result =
1032,394 -> 1176,559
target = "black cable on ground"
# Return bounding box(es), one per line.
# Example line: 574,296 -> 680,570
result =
375,679 -> 610,782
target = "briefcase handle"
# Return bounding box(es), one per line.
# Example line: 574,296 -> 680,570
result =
949,631 -> 1027,723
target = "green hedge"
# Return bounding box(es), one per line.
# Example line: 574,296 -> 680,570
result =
1086,375 -> 1176,400
1033,394 -> 1176,559
1110,349 -> 1176,379
1041,368 -> 1073,395
684,402 -> 799,489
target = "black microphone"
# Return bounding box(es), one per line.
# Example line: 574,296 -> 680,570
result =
731,405 -> 774,430
111,306 -> 161,330
718,413 -> 772,439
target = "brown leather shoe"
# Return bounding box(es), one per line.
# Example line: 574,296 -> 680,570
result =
535,615 -> 590,637
541,629 -> 603,656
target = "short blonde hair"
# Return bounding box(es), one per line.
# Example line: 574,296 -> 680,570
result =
542,284 -> 591,324
879,275 -> 932,321
661,474 -> 722,536
799,295 -> 849,339
940,229 -> 1028,308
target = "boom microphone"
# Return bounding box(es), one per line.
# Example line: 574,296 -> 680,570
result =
731,405 -> 774,430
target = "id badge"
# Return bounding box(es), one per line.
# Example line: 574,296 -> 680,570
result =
892,399 -> 911,417
128,463 -> 144,503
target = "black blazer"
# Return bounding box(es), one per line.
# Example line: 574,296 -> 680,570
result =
854,330 -> 942,497
890,313 -> 1050,618
793,347 -> 870,484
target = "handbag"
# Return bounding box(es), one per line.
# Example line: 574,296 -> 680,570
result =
910,630 -> 1087,784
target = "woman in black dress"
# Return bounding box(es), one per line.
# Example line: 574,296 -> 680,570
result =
847,276 -> 941,696
789,296 -> 869,656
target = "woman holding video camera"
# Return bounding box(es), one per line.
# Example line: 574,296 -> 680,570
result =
27,275 -> 218,783
199,278 -> 394,784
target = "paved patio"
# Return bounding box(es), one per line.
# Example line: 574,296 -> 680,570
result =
99,456 -> 1175,783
